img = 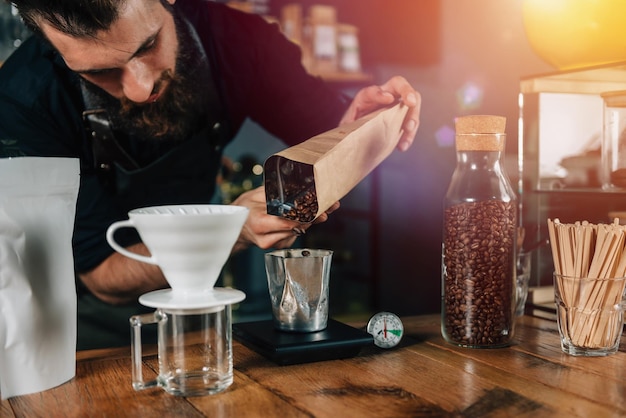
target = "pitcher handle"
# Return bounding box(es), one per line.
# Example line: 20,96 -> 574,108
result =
130,312 -> 162,391
106,220 -> 157,265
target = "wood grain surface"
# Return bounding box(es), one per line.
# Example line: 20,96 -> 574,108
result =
2,314 -> 624,417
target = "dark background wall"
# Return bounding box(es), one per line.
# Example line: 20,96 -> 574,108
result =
222,0 -> 554,320
268,0 -> 442,68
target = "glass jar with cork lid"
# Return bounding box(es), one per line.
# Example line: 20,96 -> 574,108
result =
442,115 -> 517,348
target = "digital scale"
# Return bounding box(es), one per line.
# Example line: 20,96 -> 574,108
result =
233,312 -> 404,365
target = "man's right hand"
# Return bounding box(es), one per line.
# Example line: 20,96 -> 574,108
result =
231,186 -> 339,252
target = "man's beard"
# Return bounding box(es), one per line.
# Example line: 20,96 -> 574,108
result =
87,10 -> 211,142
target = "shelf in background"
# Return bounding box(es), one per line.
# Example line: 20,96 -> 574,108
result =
311,70 -> 373,84
525,286 -> 556,321
521,60 -> 626,95
532,187 -> 626,195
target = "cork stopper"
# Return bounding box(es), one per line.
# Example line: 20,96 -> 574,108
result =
455,115 -> 506,151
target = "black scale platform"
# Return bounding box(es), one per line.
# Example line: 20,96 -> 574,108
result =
233,318 -> 373,365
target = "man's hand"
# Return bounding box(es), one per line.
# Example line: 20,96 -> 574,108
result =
340,75 -> 421,152
231,186 -> 339,252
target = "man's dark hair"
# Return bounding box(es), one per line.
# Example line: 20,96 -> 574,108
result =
7,0 -> 124,37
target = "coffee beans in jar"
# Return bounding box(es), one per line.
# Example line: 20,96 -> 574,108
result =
442,115 -> 517,348
442,200 -> 516,347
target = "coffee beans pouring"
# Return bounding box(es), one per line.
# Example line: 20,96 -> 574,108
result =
264,104 -> 408,223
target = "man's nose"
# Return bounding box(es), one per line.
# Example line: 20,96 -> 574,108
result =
121,60 -> 154,103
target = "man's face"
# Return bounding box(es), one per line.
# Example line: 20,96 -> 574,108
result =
41,0 -> 211,141
42,0 -> 178,104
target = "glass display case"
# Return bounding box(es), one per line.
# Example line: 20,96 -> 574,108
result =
519,61 -> 626,297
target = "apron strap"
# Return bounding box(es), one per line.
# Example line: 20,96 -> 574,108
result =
80,81 -> 141,172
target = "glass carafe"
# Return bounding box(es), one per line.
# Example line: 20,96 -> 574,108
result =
442,115 -> 517,348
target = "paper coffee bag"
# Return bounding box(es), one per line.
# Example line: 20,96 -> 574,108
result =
0,157 -> 79,399
264,103 -> 408,222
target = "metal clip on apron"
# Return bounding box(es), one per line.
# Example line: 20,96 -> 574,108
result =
81,81 -> 141,192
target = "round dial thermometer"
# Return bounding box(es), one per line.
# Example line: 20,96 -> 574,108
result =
367,312 -> 404,348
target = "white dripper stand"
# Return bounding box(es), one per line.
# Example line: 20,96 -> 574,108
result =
106,204 -> 249,396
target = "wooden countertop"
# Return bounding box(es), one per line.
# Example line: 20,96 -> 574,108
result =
2,314 -> 625,417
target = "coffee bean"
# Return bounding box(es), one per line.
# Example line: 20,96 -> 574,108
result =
442,200 -> 516,347
265,158 -> 319,222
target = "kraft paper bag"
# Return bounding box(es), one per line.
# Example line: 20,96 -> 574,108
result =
264,103 -> 408,223
0,157 -> 80,400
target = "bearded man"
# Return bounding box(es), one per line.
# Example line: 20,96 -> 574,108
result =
0,0 -> 421,349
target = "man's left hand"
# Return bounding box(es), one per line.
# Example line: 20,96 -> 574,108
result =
340,75 -> 421,152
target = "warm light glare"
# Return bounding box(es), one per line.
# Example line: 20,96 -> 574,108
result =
435,125 -> 455,148
523,0 -> 626,69
252,164 -> 263,176
517,92 -> 524,200
456,82 -> 483,111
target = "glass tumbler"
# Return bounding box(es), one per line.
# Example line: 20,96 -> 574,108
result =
554,273 -> 626,356
265,248 -> 333,332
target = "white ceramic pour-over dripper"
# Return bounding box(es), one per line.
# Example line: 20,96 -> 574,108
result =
106,204 -> 249,309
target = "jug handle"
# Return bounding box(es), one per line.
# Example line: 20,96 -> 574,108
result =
130,312 -> 162,391
106,220 -> 158,265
